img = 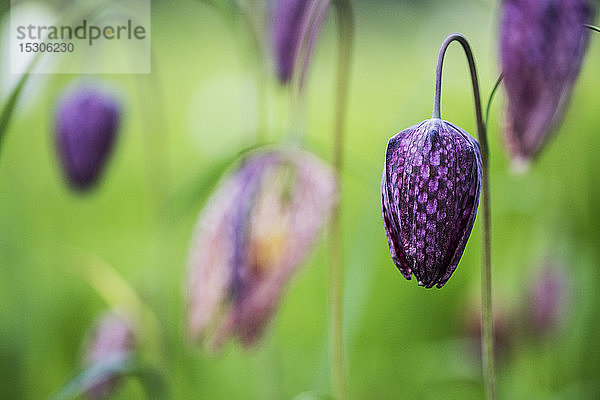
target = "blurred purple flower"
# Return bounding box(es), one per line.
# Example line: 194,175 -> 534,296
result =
271,0 -> 330,84
500,0 -> 595,164
528,262 -> 568,336
381,118 -> 482,288
55,85 -> 121,190
83,313 -> 135,399
186,148 -> 337,350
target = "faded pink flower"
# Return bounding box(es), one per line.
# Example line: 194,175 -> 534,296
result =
186,148 -> 337,351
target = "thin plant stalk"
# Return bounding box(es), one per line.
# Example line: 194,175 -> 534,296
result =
287,81 -> 308,144
432,34 -> 495,400
330,0 -> 353,399
485,74 -> 504,131
584,24 -> 600,32
0,70 -> 31,155
0,46 -> 45,158
287,0 -> 328,143
136,53 -> 170,208
47,357 -> 167,400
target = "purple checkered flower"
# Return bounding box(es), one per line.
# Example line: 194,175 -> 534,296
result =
270,0 -> 330,84
187,148 -> 337,350
55,85 -> 121,190
381,118 -> 482,288
500,0 -> 595,164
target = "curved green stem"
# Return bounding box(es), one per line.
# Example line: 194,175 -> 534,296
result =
330,0 -> 353,399
287,0 -> 330,144
585,24 -> 600,33
485,73 -> 503,132
433,34 -> 495,400
0,49 -> 46,158
0,72 -> 31,157
47,356 -> 167,400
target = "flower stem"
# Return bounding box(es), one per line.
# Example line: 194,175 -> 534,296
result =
433,34 -> 495,400
47,356 -> 167,400
0,49 -> 44,159
0,72 -> 30,158
485,73 -> 503,131
330,1 -> 353,399
288,0 -> 328,144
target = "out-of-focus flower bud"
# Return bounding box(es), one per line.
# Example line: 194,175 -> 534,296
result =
528,262 -> 568,336
83,313 -> 135,399
270,0 -> 330,84
500,0 -> 595,165
186,148 -> 337,350
54,85 -> 121,190
381,118 -> 482,288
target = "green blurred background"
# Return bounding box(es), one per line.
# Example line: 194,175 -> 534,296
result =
1,0 -> 600,398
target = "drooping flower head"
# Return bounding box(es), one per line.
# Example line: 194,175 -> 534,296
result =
270,0 -> 330,84
381,118 -> 482,288
83,313 -> 135,399
187,147 -> 337,350
500,0 -> 595,165
54,85 -> 121,190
